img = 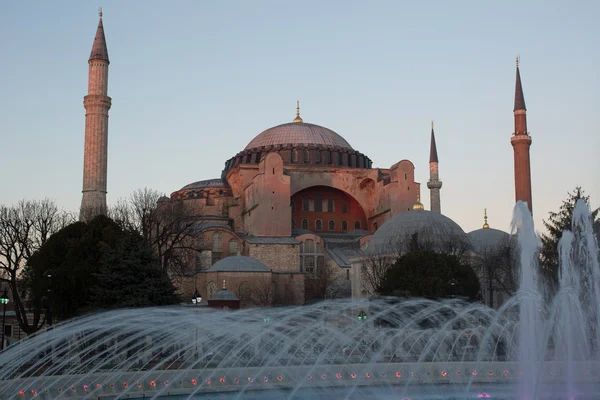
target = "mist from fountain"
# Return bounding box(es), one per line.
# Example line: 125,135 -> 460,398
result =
0,200 -> 598,400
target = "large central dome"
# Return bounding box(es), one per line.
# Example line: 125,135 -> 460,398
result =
245,122 -> 353,151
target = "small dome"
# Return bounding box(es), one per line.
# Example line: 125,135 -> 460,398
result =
157,196 -> 170,203
208,256 -> 270,272
245,122 -> 353,151
211,289 -> 238,301
181,178 -> 230,191
369,210 -> 469,254
468,227 -> 511,254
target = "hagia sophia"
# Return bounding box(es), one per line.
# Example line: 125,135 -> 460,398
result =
80,13 -> 531,308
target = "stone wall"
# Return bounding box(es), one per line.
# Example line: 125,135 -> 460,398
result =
247,243 -> 300,272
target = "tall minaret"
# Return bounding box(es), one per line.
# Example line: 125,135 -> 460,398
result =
427,121 -> 442,213
510,57 -> 533,215
80,9 -> 111,220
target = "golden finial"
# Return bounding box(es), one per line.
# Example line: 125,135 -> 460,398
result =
293,100 -> 303,123
516,56 -> 519,67
431,120 -> 434,131
99,7 -> 103,18
222,279 -> 226,290
483,208 -> 489,229
412,193 -> 424,210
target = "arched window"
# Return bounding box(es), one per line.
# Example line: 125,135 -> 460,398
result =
314,193 -> 322,212
228,240 -> 240,256
291,218 -> 296,229
303,149 -> 310,163
292,150 -> 298,163
290,201 -> 296,212
300,239 -> 324,275
342,204 -> 348,214
302,219 -> 309,229
325,151 -> 331,164
302,197 -> 310,211
207,281 -> 218,299
212,232 -> 223,262
315,219 -> 323,231
354,221 -> 361,230
328,220 -> 335,231
315,150 -> 321,163
342,221 -> 348,231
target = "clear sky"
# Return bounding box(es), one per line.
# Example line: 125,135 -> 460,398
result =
1,0 -> 598,235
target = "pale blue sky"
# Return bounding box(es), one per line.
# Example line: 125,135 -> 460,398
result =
1,1 -> 598,234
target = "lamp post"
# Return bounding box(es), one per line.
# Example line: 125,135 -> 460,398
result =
192,288 -> 202,305
0,288 -> 9,351
44,269 -> 56,327
447,279 -> 458,298
357,309 -> 367,321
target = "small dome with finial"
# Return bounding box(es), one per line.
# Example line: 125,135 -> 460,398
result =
412,194 -> 424,210
483,208 -> 490,229
293,100 -> 303,123
467,209 -> 512,255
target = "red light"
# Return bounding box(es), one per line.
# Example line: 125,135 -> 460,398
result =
441,370 -> 447,377
321,374 -> 327,380
488,371 -> 493,376
83,385 -> 88,392
19,391 -> 24,397
233,378 -> 240,384
136,382 -> 142,388
504,369 -> 509,376
123,382 -> 128,389
396,372 -> 401,378
306,375 -> 312,381
336,373 -> 342,379
277,376 -> 283,381
150,380 -> 156,387
472,371 -> 478,376
31,390 -> 38,396
351,373 -> 357,379
191,379 -> 197,385
206,379 -> 211,385
220,377 -> 225,383
365,372 -> 371,378
96,383 -> 102,389
164,381 -> 168,386
456,370 -> 461,376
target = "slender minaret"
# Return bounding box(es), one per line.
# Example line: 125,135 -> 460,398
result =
80,9 -> 111,220
510,57 -> 533,215
427,121 -> 442,213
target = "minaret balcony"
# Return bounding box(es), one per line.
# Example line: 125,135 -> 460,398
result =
427,179 -> 443,189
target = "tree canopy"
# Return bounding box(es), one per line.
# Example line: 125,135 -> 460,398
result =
24,215 -> 179,322
377,251 -> 481,301
541,186 -> 599,288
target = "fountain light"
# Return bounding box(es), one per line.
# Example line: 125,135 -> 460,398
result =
488,370 -> 493,376
456,369 -> 461,375
477,393 -> 491,399
150,380 -> 156,387
220,377 -> 225,383
71,386 -> 76,392
321,374 -> 326,380
164,381 -> 168,386
351,373 -> 357,379
206,379 -> 211,385
136,382 -> 142,388
441,370 -> 447,377
18,391 -> 24,396
504,369 -> 509,376
96,384 -> 102,389
83,384 -> 88,392
123,382 -> 128,388
233,378 -> 240,384
31,390 -> 37,396
191,379 -> 197,385
248,377 -> 254,382
472,370 -> 478,376
264,376 -> 269,382
336,373 -> 342,379
365,372 -> 371,378
277,376 -> 283,381
396,372 -> 401,378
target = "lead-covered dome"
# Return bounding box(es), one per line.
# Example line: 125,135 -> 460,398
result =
245,122 -> 353,151
368,210 -> 470,254
207,256 -> 270,272
468,227 -> 512,255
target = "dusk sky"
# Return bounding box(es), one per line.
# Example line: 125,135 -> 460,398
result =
1,1 -> 598,235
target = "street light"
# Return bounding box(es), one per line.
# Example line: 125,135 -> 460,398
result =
357,310 -> 367,321
447,279 -> 458,298
44,269 -> 56,326
0,288 -> 9,351
192,288 -> 202,305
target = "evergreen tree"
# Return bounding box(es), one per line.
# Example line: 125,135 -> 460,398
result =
92,233 -> 180,308
541,186 -> 599,287
377,251 -> 480,301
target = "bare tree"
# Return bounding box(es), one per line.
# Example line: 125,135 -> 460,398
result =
471,236 -> 519,307
359,254 -> 396,296
0,199 -> 73,334
250,278 -> 275,306
109,188 -> 203,278
305,262 -> 340,301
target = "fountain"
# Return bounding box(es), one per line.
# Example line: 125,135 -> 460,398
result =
0,200 -> 598,399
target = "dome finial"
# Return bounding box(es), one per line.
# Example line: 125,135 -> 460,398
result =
483,208 -> 489,228
431,120 -> 434,130
412,193 -> 424,210
293,100 -> 303,123
99,7 -> 103,18
222,279 -> 226,290
516,56 -> 519,67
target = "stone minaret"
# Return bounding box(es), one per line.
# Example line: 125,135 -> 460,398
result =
427,121 -> 442,213
80,10 -> 111,220
510,57 -> 533,215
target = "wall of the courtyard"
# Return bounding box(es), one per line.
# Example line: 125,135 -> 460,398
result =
247,243 -> 300,272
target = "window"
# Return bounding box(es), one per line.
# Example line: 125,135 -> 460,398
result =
304,149 -> 310,163
291,218 -> 296,229
327,199 -> 334,212
354,221 -> 361,230
405,173 -> 407,180
325,151 -> 331,164
228,240 -> 240,256
328,220 -> 335,230
212,232 -> 222,262
314,193 -> 322,212
300,239 -> 324,275
239,281 -> 252,304
303,197 -> 310,211
342,203 -> 348,214
302,219 -> 309,229
316,150 -> 321,163
291,201 -> 296,212
342,221 -> 348,231
207,281 -> 218,299
292,150 -> 298,163
315,219 -> 323,230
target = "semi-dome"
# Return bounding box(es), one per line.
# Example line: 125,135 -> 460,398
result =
207,256 -> 270,272
245,122 -> 353,151
368,210 -> 470,254
180,178 -> 230,191
468,227 -> 511,254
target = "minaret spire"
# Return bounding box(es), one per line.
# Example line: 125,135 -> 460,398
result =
427,121 -> 442,213
80,12 -> 112,220
510,58 -> 533,215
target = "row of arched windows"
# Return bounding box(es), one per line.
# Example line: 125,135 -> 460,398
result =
292,219 -> 361,231
291,198 -> 348,213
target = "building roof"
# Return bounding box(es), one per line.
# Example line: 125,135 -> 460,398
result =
207,256 -> 270,272
89,15 -> 109,62
237,234 -> 299,245
514,61 -> 526,111
468,227 -> 512,254
429,124 -> 439,163
211,289 -> 238,301
245,122 -> 353,151
181,178 -> 230,191
368,210 -> 469,254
